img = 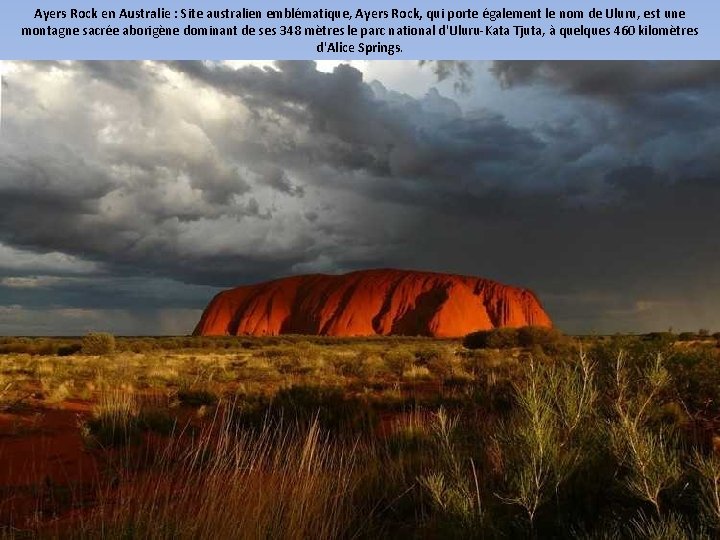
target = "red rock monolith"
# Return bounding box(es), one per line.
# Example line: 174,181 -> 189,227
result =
193,268 -> 552,337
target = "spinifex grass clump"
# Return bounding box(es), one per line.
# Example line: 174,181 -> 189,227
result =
386,407 -> 435,453
84,390 -> 142,447
84,391 -> 177,446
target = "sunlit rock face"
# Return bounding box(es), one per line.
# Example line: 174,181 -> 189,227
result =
193,269 -> 552,337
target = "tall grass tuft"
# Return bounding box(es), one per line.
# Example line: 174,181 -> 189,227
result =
84,390 -> 141,447
78,408 -> 359,539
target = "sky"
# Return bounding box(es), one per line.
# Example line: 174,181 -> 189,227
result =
1,60 -> 719,336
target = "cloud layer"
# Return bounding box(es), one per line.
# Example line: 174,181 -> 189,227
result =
1,60 -> 719,334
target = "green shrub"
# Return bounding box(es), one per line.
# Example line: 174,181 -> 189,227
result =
610,353 -> 682,516
496,355 -> 600,529
82,332 -> 116,355
420,409 -> 483,533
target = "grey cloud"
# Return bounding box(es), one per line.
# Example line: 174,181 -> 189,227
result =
0,244 -> 99,276
490,61 -> 720,98
0,275 -> 218,311
75,61 -> 162,92
257,166 -> 305,197
418,61 -> 474,93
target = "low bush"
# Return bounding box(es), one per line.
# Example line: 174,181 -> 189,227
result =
463,327 -> 519,349
82,332 -> 116,355
665,347 -> 720,417
463,326 -> 567,353
57,343 -> 82,356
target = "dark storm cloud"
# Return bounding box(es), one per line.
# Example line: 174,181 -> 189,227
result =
418,61 -> 474,93
490,61 -> 720,98
0,275 -> 216,311
2,60 -> 720,334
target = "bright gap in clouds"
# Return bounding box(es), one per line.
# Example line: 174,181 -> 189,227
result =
221,60 -> 446,97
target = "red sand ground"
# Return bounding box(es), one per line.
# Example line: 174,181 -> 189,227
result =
0,397 -> 201,530
194,268 -> 552,337
0,401 -> 98,528
0,393 -> 435,531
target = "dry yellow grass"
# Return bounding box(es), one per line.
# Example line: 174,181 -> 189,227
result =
81,412 -> 358,539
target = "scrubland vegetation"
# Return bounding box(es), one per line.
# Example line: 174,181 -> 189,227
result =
1,329 -> 720,537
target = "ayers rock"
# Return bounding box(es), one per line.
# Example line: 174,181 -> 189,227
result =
193,268 -> 552,338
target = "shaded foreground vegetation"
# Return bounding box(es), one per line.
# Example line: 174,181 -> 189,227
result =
1,331 -> 720,537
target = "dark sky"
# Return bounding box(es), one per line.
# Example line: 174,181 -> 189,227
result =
1,60 -> 719,335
